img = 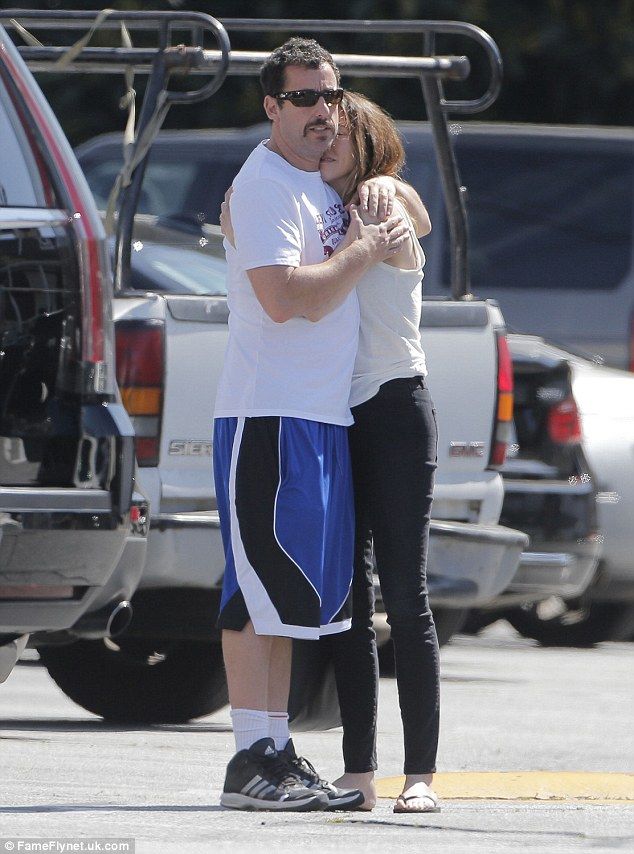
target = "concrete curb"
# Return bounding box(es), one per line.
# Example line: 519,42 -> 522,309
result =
377,772 -> 634,803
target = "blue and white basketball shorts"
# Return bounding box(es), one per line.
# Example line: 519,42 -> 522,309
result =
213,416 -> 354,639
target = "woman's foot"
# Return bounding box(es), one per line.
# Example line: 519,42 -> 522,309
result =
331,772 -> 376,811
393,774 -> 440,813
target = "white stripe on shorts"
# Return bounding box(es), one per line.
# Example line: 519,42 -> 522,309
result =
228,417 -> 322,640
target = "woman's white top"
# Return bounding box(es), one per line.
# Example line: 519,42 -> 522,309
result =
349,199 -> 428,408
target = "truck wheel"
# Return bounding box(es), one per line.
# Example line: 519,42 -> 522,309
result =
505,602 -> 634,647
288,639 -> 341,731
433,607 -> 469,646
461,609 -> 500,635
38,638 -> 228,723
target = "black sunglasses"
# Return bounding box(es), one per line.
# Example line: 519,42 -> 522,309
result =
274,88 -> 344,108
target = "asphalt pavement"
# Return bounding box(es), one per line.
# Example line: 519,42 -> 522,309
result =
0,622 -> 632,853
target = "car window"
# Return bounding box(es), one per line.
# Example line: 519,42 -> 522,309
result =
82,153 -> 246,225
441,137 -> 634,291
0,78 -> 50,207
86,158 -> 200,216
130,242 -> 228,296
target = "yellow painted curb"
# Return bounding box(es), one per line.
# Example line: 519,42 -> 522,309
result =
376,772 -> 634,803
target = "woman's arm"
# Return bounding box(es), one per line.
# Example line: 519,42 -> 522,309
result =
395,180 -> 431,238
220,186 -> 235,246
358,176 -> 431,238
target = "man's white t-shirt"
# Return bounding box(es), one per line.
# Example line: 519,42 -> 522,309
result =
214,142 -> 360,426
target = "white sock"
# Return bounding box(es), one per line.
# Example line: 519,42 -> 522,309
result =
230,708 -> 270,752
268,712 -> 290,751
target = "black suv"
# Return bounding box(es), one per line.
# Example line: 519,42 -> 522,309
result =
0,25 -> 147,679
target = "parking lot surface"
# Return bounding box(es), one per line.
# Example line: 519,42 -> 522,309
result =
0,625 -> 632,853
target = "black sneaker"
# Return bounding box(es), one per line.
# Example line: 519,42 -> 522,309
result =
220,737 -> 328,811
281,739 -> 365,811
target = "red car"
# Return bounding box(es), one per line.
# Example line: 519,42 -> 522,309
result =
0,24 -> 147,680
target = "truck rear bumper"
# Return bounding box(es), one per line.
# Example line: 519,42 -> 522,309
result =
142,514 -> 529,611
481,549 -> 599,608
0,489 -> 131,634
424,520 -> 528,607
30,493 -> 149,644
496,476 -> 601,607
141,511 -> 224,589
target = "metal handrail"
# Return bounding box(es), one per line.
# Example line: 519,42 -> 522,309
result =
7,46 -> 470,82
4,14 -> 500,113
221,19 -> 502,115
0,9 -> 231,105
1,12 -> 505,299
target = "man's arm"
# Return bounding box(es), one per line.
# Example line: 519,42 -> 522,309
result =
248,207 -> 408,323
223,188 -> 405,322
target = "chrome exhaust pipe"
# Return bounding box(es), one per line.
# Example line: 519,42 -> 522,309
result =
71,599 -> 133,639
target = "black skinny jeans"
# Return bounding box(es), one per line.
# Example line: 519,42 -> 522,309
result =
322,376 -> 440,774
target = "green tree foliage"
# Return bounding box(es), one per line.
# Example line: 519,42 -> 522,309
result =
3,0 -> 632,144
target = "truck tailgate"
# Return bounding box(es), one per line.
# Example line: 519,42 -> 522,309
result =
125,295 -> 505,518
160,295 -> 228,512
421,299 -> 504,523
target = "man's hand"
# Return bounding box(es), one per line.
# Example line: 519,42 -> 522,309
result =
247,208 -> 409,324
357,176 -> 397,220
341,204 -> 408,259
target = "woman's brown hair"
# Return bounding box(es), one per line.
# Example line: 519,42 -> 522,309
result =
338,91 -> 405,205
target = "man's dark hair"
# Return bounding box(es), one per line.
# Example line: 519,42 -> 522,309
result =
260,37 -> 340,96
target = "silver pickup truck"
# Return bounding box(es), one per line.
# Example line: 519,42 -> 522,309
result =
35,219 -> 527,724
9,12 -> 528,723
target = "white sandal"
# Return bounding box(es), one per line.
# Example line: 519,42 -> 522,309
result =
393,782 -> 440,813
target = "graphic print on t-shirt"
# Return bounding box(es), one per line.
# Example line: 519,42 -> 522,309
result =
317,203 -> 349,257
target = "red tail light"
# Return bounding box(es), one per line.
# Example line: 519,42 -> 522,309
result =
116,320 -> 164,466
72,219 -> 106,366
488,331 -> 514,469
547,397 -> 582,444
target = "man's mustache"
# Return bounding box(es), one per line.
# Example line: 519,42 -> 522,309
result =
304,120 -> 335,136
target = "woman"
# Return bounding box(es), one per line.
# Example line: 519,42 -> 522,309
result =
319,92 -> 440,815
221,92 -> 440,814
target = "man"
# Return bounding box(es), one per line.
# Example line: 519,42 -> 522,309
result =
213,37 -> 406,812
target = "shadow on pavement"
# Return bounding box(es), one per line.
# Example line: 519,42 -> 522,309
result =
0,720 -> 231,734
0,803 -> 225,814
